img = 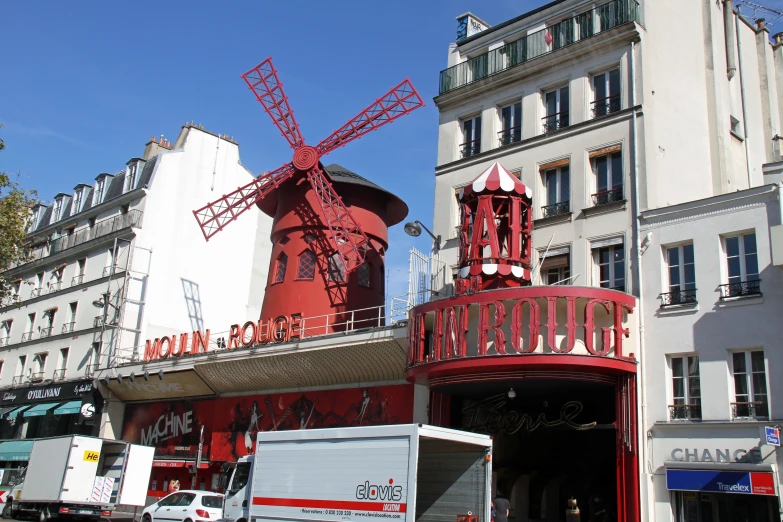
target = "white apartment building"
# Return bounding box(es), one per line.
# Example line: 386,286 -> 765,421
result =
0,123 -> 272,440
432,1 -> 783,521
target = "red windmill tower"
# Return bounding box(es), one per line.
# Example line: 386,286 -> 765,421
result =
193,58 -> 421,329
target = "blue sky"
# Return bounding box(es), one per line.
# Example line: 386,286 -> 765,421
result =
4,0 -> 783,301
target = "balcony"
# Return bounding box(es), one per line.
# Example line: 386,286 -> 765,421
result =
29,372 -> 44,383
541,201 -> 570,219
30,288 -> 43,299
71,275 -> 84,286
103,265 -> 122,277
720,279 -> 762,300
591,94 -> 621,118
38,327 -> 53,339
460,139 -> 481,158
62,322 -> 76,334
660,289 -> 697,308
542,111 -> 569,133
592,188 -> 624,206
498,126 -> 522,147
11,375 -> 24,385
85,363 -> 100,377
52,369 -> 66,381
669,404 -> 702,421
48,281 -> 62,293
0,337 -> 8,347
14,210 -> 142,269
731,401 -> 767,420
439,0 -> 641,95
21,332 -> 33,342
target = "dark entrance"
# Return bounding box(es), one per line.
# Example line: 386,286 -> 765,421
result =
438,379 -> 619,522
674,491 -> 777,522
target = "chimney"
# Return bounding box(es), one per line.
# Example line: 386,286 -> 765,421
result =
757,18 -> 766,29
775,32 -> 783,45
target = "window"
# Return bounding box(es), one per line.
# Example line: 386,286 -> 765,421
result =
303,233 -> 317,245
273,253 -> 287,284
126,163 -> 138,192
297,250 -> 317,280
56,348 -> 68,380
35,272 -> 44,294
94,178 -> 105,205
593,242 -> 625,291
543,86 -> 569,132
32,353 -> 46,379
90,342 -> 101,372
722,233 -> 760,298
53,198 -> 63,221
539,248 -> 571,285
11,280 -> 21,298
64,302 -> 77,333
592,150 -> 623,205
542,166 -> 570,218
72,189 -> 83,215
358,264 -> 372,288
546,262 -> 571,285
0,320 -> 11,345
460,115 -> 481,158
499,102 -> 522,146
41,309 -> 55,337
16,355 -> 26,379
592,69 -> 621,117
662,244 -> 696,306
328,253 -> 346,282
731,350 -> 768,419
50,265 -> 65,292
23,313 -> 35,341
670,356 -> 701,420
73,258 -> 86,286
730,116 -> 742,138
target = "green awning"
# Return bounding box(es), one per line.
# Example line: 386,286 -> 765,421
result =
53,400 -> 82,415
0,440 -> 33,461
22,403 -> 59,417
6,406 -> 29,419
0,406 -> 16,418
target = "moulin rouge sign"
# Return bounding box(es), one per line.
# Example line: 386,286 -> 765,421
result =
407,288 -> 637,366
144,312 -> 303,362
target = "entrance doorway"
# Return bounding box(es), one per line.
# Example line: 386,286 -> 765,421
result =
441,379 -> 619,522
674,491 -> 777,522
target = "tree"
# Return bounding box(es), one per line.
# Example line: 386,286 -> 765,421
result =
0,125 -> 38,303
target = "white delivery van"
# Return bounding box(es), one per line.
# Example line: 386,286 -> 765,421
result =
219,424 -> 492,522
2,435 -> 154,522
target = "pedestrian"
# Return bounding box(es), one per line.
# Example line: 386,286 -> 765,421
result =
493,491 -> 510,522
169,478 -> 180,493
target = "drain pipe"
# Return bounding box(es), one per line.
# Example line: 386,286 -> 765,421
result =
630,39 -> 652,522
736,5 -> 754,188
724,0 -> 737,79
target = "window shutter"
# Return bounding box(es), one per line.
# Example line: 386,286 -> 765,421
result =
539,158 -> 570,171
588,145 -> 622,159
590,236 -> 624,249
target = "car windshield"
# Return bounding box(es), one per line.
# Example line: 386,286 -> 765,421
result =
201,496 -> 223,508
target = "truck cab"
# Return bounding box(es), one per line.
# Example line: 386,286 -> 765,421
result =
219,456 -> 253,522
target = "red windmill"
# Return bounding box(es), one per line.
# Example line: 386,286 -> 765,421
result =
193,58 -> 424,276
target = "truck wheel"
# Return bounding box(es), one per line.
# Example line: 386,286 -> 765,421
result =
39,506 -> 51,522
1,501 -> 11,519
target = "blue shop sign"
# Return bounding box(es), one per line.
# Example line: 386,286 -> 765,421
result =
666,469 -> 776,496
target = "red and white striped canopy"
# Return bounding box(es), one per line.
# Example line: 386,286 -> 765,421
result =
460,161 -> 532,199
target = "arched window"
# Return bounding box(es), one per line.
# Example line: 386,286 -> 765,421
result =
328,253 -> 346,282
297,250 -> 317,280
273,253 -> 287,283
358,263 -> 371,288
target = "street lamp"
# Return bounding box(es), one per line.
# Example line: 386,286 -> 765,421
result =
404,220 -> 441,252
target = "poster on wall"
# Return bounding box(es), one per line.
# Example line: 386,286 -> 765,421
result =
121,399 -> 214,459
210,385 -> 413,462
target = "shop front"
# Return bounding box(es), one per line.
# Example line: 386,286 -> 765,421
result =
651,426 -> 781,522
120,384 -> 414,499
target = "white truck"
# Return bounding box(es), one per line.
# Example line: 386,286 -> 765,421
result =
1,435 -> 154,522
219,424 -> 492,522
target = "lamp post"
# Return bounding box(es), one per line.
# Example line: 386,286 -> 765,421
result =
403,220 -> 441,252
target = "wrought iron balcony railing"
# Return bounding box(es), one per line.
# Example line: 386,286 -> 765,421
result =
591,94 -> 621,118
460,139 -> 481,158
30,288 -> 43,298
21,332 -> 33,342
11,375 -> 24,385
29,372 -> 44,382
440,0 -> 641,94
52,369 -> 66,381
12,209 -> 142,270
592,188 -> 624,206
85,362 -> 100,377
541,201 -> 570,219
38,327 -> 53,339
720,279 -> 761,299
48,281 -> 62,293
669,404 -> 702,421
71,275 -> 84,286
660,289 -> 697,307
498,126 -> 522,147
0,337 -> 8,347
542,111 -> 570,133
731,401 -> 767,420
62,322 -> 76,334
103,265 -> 122,277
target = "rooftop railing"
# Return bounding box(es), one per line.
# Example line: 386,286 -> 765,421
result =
439,0 -> 640,95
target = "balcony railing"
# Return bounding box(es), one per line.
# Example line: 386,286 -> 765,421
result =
498,126 -> 522,147
660,289 -> 697,308
439,0 -> 641,94
21,332 -> 33,342
71,275 -> 84,286
541,201 -> 570,218
720,279 -> 762,300
30,288 -> 43,299
592,187 -> 624,206
11,376 -> 24,385
62,322 -> 76,334
460,139 -> 481,158
0,337 -> 8,347
52,369 -> 66,381
13,209 -> 142,269
669,404 -> 702,421
85,363 -> 100,377
731,401 -> 767,420
591,94 -> 621,118
103,265 -> 122,277
38,327 -> 53,339
48,281 -> 62,293
29,372 -> 44,383
542,111 -> 570,133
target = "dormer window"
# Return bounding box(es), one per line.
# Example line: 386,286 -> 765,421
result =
72,190 -> 83,215
94,177 -> 106,205
126,162 -> 139,192
53,198 -> 64,222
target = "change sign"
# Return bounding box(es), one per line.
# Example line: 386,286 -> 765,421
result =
765,426 -> 780,447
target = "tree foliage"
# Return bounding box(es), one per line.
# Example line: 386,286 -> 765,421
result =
0,125 -> 38,302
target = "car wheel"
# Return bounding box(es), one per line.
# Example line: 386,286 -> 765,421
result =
1,501 -> 12,519
142,514 -> 152,522
185,518 -> 193,522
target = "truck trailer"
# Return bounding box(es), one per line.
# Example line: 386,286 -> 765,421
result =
2,435 -> 154,522
219,424 -> 492,522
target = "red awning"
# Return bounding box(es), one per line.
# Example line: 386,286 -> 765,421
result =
152,460 -> 186,468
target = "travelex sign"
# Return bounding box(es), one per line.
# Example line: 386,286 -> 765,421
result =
666,469 -> 775,496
